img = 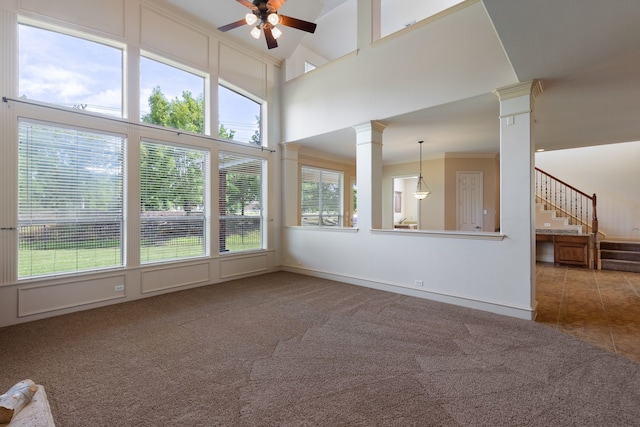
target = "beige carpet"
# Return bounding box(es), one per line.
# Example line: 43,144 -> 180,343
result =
1,272 -> 639,426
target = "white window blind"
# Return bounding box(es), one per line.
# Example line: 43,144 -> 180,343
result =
18,120 -> 125,278
301,167 -> 343,226
219,152 -> 264,253
140,141 -> 209,263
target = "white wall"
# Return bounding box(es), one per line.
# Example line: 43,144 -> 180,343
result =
282,0 -> 518,142
380,0 -> 465,38
536,141 -> 640,240
281,79 -> 539,320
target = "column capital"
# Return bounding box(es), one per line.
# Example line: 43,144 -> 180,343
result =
493,80 -> 543,101
353,121 -> 386,146
280,142 -> 300,160
353,120 -> 387,135
280,142 -> 301,152
494,80 -> 543,118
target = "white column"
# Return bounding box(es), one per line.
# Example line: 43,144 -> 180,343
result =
354,121 -> 385,230
370,0 -> 382,42
494,80 -> 543,309
357,0 -> 374,51
280,142 -> 300,227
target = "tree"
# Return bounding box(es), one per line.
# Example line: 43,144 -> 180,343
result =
218,123 -> 235,140
142,87 -> 204,134
225,172 -> 261,216
250,115 -> 261,146
142,86 -> 255,142
140,88 -> 206,213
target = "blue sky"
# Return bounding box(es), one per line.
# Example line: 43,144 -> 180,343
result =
19,24 -> 260,142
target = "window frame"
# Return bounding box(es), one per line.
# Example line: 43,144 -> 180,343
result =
17,118 -> 126,279
139,51 -> 209,135
139,138 -> 210,264
218,151 -> 266,254
18,18 -> 126,118
300,166 -> 344,227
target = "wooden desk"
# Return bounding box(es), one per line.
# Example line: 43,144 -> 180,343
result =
536,233 -> 592,268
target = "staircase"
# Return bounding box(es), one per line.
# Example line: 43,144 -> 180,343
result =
600,241 -> 640,273
534,168 -> 598,235
535,167 -> 599,268
535,203 -> 584,233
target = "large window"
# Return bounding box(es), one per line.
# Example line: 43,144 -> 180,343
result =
301,167 -> 343,227
140,141 -> 209,263
18,120 -> 125,278
218,85 -> 262,145
18,23 -> 123,117
140,55 -> 205,134
219,152 -> 265,253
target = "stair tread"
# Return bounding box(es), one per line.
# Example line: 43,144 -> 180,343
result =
600,259 -> 640,273
600,241 -> 640,252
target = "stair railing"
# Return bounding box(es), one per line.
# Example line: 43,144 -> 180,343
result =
535,167 -> 598,235
535,167 -> 600,268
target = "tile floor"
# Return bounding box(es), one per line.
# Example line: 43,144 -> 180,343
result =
535,262 -> 640,363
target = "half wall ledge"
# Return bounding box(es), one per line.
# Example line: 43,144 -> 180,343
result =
371,229 -> 505,241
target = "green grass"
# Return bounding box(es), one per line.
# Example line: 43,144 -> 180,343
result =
19,232 -> 262,278
140,238 -> 204,263
19,247 -> 123,277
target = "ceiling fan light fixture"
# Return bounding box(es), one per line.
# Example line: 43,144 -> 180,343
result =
217,0 -> 317,49
267,13 -> 280,26
271,26 -> 282,39
245,12 -> 258,26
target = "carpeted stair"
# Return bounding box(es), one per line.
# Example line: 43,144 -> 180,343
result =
600,240 -> 640,272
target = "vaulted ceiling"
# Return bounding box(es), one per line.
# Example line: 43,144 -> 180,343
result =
168,0 -> 640,162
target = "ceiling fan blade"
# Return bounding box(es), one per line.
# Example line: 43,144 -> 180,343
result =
218,19 -> 248,32
236,0 -> 258,11
278,15 -> 317,33
263,26 -> 278,49
266,0 -> 286,12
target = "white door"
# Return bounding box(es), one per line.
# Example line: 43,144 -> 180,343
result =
457,172 -> 483,231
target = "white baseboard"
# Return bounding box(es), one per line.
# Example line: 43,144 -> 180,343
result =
280,265 -> 537,321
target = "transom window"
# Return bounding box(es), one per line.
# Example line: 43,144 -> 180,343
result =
18,23 -> 124,117
301,167 -> 343,227
304,61 -> 317,73
140,55 -> 206,134
218,85 -> 262,146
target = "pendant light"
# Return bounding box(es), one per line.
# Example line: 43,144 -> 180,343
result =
414,140 -> 430,200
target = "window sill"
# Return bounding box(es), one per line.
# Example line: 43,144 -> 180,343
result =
286,226 -> 359,233
371,229 -> 505,241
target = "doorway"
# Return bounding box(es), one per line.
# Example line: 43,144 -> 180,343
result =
457,171 -> 483,231
392,176 -> 419,228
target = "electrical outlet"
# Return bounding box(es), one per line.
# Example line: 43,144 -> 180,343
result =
114,285 -> 125,292
414,280 -> 423,287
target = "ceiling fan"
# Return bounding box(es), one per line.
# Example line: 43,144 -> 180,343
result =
218,0 -> 317,49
